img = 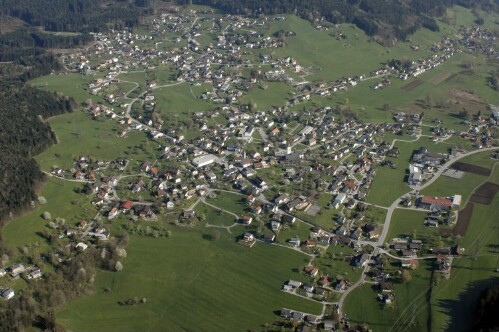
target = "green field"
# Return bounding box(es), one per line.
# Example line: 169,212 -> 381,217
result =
242,82 -> 293,110
153,84 -> 217,123
205,191 -> 248,217
31,73 -> 104,104
13,5 -> 499,332
420,172 -> 487,205
366,140 -> 418,207
57,231 -> 322,332
3,177 -> 94,249
35,110 -> 155,171
430,192 -> 499,331
344,260 -> 434,332
385,209 -> 437,243
195,203 -> 237,226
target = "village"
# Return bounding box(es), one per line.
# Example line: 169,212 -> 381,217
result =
2,7 -> 499,332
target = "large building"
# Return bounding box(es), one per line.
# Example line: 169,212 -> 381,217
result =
419,196 -> 453,210
192,154 -> 217,168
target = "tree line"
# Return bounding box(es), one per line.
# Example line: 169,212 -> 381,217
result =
0,82 -> 75,222
0,0 -> 147,33
0,233 -> 130,332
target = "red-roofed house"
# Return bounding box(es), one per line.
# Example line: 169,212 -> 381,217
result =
419,196 -> 452,210
120,200 -> 133,212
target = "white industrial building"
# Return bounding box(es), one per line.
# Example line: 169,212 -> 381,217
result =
192,154 -> 217,168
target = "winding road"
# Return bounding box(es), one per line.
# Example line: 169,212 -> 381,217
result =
337,145 -> 499,314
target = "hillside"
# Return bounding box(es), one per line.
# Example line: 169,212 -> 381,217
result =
191,0 -> 498,43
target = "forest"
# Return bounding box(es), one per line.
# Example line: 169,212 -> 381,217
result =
0,0 -> 148,33
0,79 -> 76,223
188,0 -> 498,41
0,0 -> 153,220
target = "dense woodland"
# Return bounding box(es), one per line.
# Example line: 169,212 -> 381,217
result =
188,0 -> 498,41
0,0 -> 147,33
0,78 -> 75,223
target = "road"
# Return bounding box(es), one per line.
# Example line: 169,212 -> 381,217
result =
413,146 -> 499,191
337,145 -> 499,315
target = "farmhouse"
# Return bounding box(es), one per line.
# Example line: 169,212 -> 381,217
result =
419,196 -> 453,210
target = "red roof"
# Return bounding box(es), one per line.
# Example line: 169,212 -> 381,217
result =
344,180 -> 357,189
421,196 -> 452,207
120,200 -> 133,210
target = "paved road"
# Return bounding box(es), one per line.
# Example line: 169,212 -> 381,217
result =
413,146 -> 499,191
337,146 -> 499,315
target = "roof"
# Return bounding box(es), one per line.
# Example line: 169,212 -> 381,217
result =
421,196 -> 452,207
120,200 -> 133,210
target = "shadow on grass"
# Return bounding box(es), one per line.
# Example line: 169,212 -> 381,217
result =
435,276 -> 499,332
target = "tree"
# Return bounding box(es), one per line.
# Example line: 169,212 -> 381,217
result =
42,211 -> 51,220
425,94 -> 433,109
383,103 -> 390,112
401,269 -> 412,283
115,261 -> 123,272
211,230 -> 221,241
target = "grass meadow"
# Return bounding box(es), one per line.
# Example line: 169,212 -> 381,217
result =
57,230 -> 322,332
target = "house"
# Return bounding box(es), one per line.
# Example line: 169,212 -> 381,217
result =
120,200 -> 133,212
289,236 -> 301,247
335,279 -> 347,291
318,276 -> 330,287
333,193 -> 347,208
419,196 -> 452,210
263,234 -> 276,243
271,220 -> 282,232
379,293 -> 395,304
288,280 -> 302,288
304,265 -> 319,277
323,320 -> 335,331
401,259 -> 419,269
241,215 -> 253,225
354,253 -> 370,268
1,288 -> 14,300
379,281 -> 394,293
306,315 -> 321,324
368,228 -> 381,239
275,193 -> 290,205
292,311 -> 305,322
9,263 -> 25,277
243,233 -> 255,242
281,214 -> 296,224
303,283 -> 314,293
408,164 -> 423,186
27,268 -> 42,280
280,308 -> 293,319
